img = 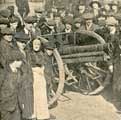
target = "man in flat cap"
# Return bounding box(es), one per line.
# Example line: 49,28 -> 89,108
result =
81,10 -> 100,31
24,16 -> 38,39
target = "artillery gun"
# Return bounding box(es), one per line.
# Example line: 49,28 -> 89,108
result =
39,30 -> 110,107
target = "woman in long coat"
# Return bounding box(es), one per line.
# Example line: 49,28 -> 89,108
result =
30,38 -> 50,120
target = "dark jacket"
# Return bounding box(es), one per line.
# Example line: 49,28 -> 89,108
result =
17,49 -> 33,119
30,50 -> 45,68
0,39 -> 34,118
99,29 -> 121,94
62,30 -> 74,45
80,23 -> 100,31
0,39 -> 23,112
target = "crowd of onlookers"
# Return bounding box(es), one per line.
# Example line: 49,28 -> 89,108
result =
1,0 -> 121,120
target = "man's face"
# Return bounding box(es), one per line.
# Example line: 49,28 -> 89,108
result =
17,41 -> 26,50
3,35 -> 13,42
54,17 -> 61,24
33,39 -> 41,52
104,4 -> 110,11
112,5 -> 118,12
10,22 -> 18,30
65,24 -> 72,30
86,19 -> 93,25
92,3 -> 99,9
78,5 -> 85,13
26,23 -> 33,31
52,7 -> 57,13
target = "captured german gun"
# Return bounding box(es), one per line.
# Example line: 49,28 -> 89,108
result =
39,30 -> 110,106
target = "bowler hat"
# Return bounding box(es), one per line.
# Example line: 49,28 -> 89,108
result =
1,27 -> 14,35
90,0 -> 101,8
14,31 -> 30,43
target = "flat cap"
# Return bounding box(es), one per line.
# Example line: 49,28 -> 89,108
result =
64,16 -> 73,25
1,27 -> 14,35
0,9 -> 11,18
0,16 -> 9,24
106,17 -> 118,26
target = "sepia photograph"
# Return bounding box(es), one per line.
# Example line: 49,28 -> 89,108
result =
0,0 -> 121,120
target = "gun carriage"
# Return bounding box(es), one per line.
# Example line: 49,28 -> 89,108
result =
39,30 -> 110,106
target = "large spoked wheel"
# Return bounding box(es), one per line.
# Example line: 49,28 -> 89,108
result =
37,37 -> 65,107
48,48 -> 65,107
62,30 -> 109,95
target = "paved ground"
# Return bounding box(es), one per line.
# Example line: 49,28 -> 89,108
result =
1,2 -> 121,120
51,91 -> 121,120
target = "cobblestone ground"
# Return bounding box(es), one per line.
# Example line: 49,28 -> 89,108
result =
51,91 -> 121,120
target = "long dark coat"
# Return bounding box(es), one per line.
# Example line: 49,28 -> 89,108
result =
0,39 -> 34,119
17,49 -> 33,119
109,32 -> 121,94
0,39 -> 23,112
100,29 -> 121,97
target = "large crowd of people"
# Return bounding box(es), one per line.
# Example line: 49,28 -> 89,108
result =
1,0 -> 121,120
